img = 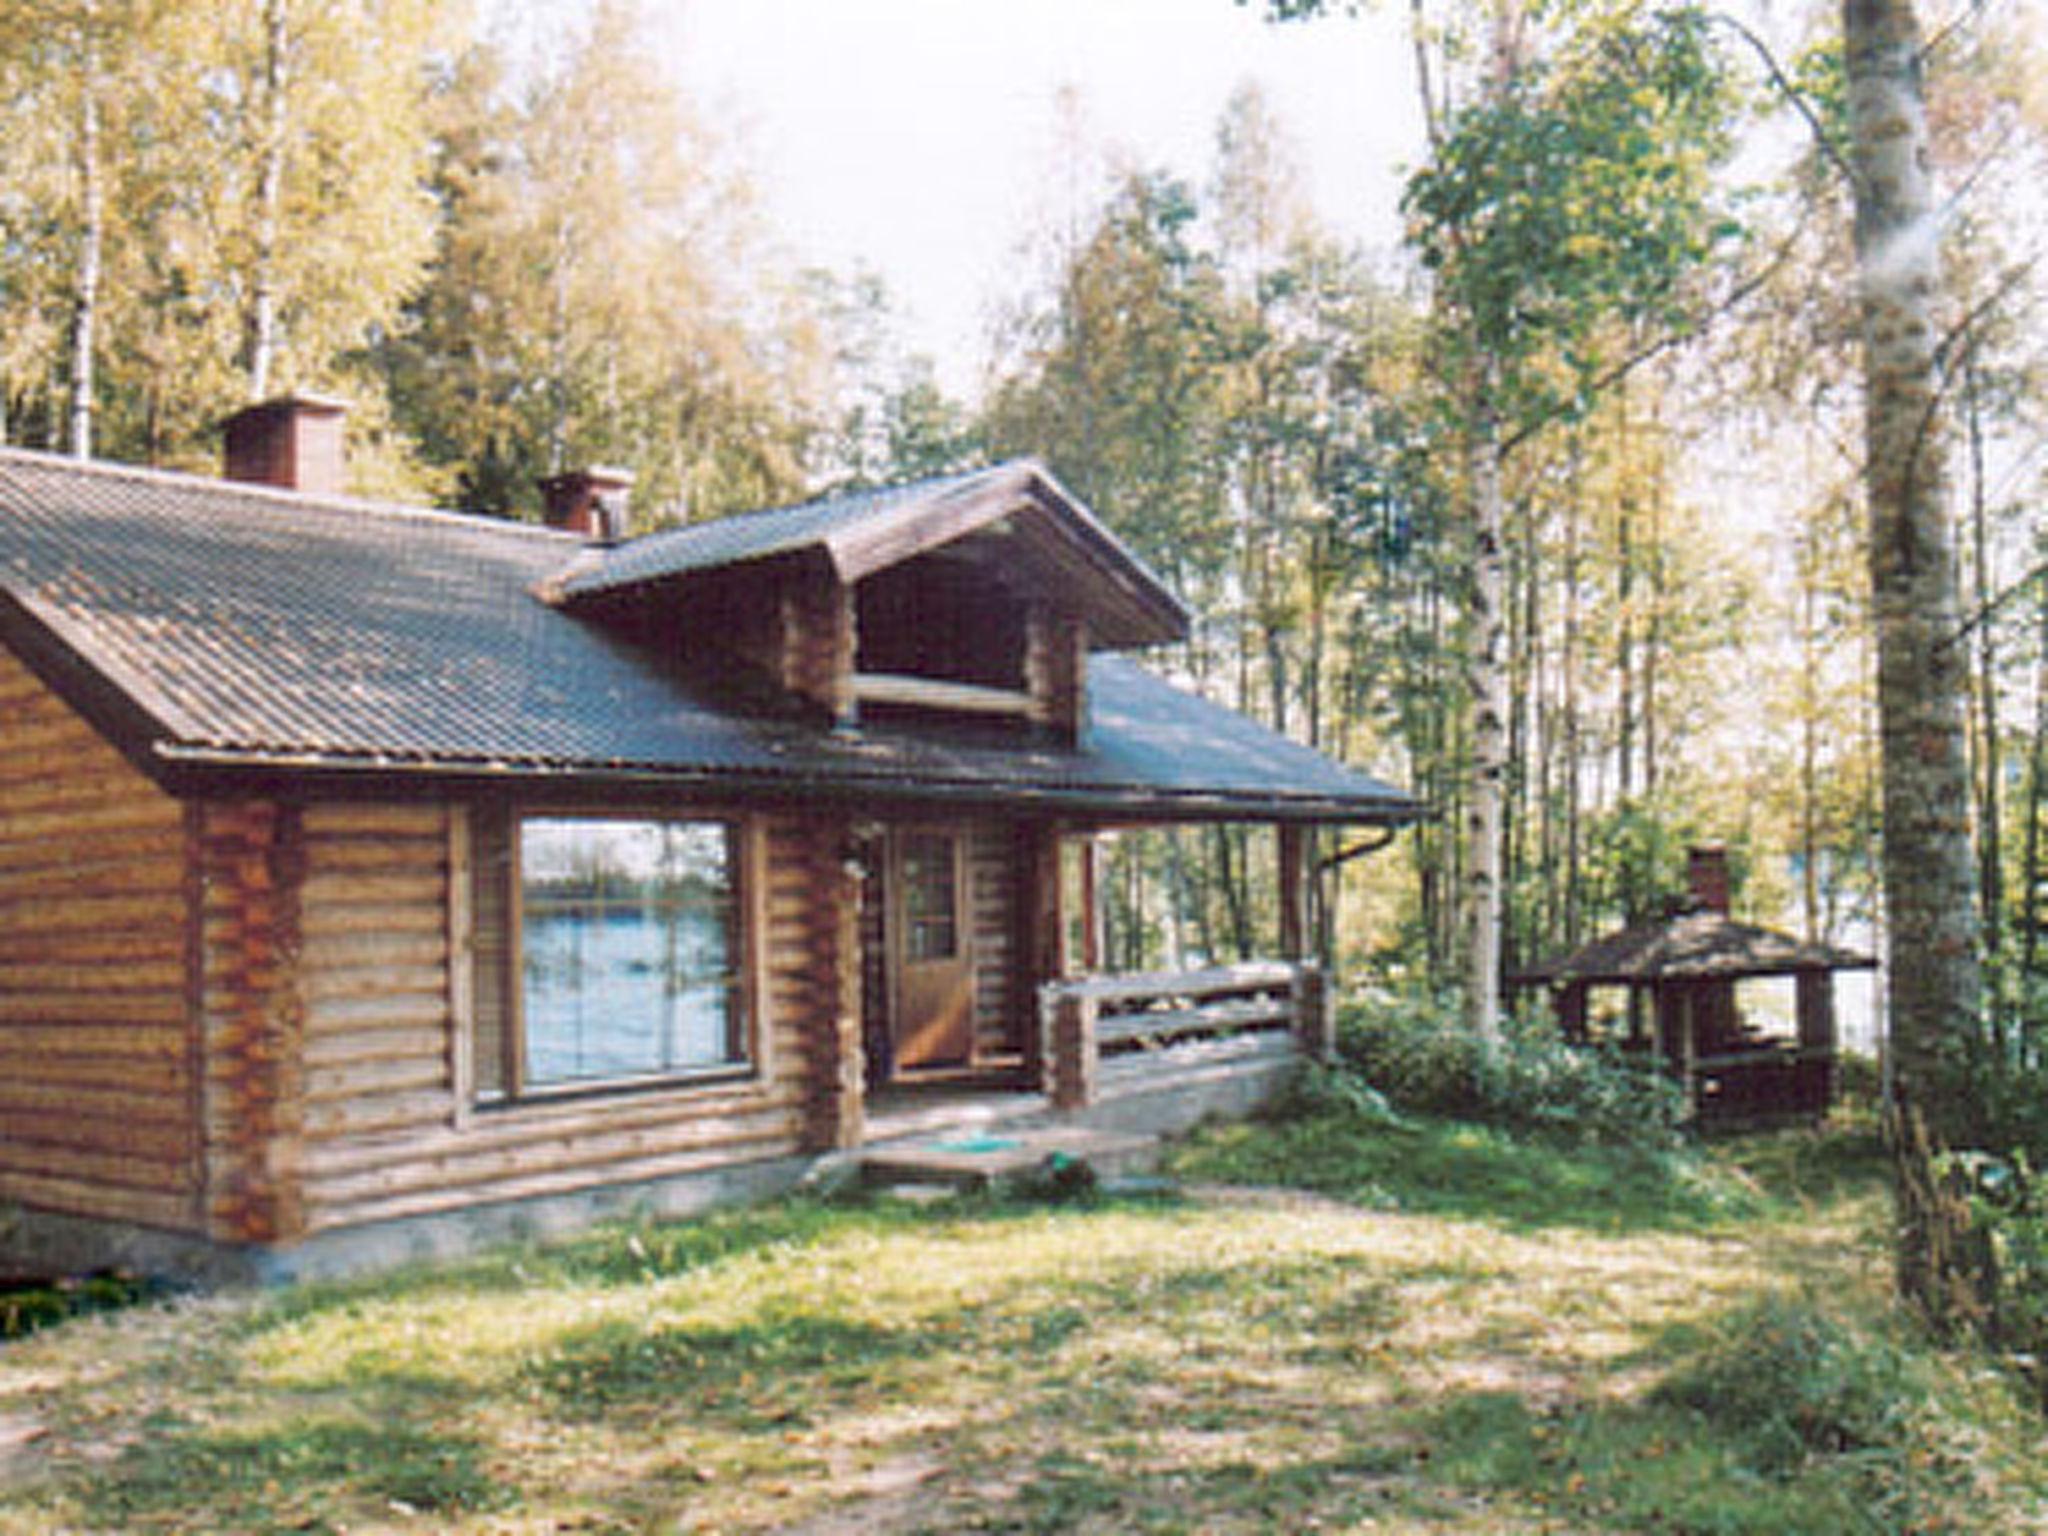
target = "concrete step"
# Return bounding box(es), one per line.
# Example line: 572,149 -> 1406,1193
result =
858,1126 -> 1160,1193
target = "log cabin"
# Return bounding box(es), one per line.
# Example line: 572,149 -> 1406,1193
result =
0,396 -> 1418,1283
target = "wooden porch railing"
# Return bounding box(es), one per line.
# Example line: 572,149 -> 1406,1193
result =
1039,960 -> 1333,1111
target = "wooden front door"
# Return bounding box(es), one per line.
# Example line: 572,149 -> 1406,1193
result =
887,829 -> 975,1071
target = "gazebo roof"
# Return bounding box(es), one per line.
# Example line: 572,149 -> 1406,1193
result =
1514,906 -> 1874,987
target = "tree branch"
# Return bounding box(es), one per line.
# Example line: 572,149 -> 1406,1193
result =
1500,208 -> 1814,458
1710,12 -> 1860,194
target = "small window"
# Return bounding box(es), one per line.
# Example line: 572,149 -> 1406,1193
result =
899,832 -> 960,962
855,559 -> 1027,691
473,813 -> 750,1101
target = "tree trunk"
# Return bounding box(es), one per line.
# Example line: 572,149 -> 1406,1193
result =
1800,539 -> 1823,942
1463,382 -> 1508,1038
1845,0 -> 1984,1142
1564,435 -> 1584,948
1965,362 -> 2003,1027
67,0 -> 103,459
247,0 -> 290,399
2021,587 -> 2048,1062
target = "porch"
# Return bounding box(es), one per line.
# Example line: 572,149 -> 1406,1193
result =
849,960 -> 1330,1186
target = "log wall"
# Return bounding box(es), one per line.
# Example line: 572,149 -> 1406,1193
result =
198,801 -> 308,1243
0,647 -> 200,1233
1023,609 -> 1088,744
277,804 -> 826,1237
966,823 -> 1023,1059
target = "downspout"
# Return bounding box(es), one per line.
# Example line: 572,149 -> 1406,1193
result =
1309,823 -> 1405,971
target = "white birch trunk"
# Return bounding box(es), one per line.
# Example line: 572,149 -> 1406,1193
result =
1844,0 -> 1983,1140
247,0 -> 290,399
67,0 -> 103,459
1463,382 -> 1508,1039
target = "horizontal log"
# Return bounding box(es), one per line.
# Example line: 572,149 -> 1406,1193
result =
0,658 -> 54,699
0,709 -> 111,754
0,1124 -> 195,1183
0,1079 -> 190,1128
0,1021 -> 186,1060
0,991 -> 188,1027
298,1079 -> 799,1181
301,803 -> 448,837
0,764 -> 169,812
295,901 -> 446,940
0,820 -> 184,871
765,886 -> 823,918
199,1111 -> 305,1151
1692,1046 -> 1834,1070
300,930 -> 447,970
1051,960 -> 1303,1005
0,863 -> 187,910
303,1054 -> 449,1105
303,963 -> 447,1004
303,1089 -> 455,1143
0,929 -> 185,966
303,1024 -> 445,1069
0,891 -> 185,935
0,958 -> 185,994
0,852 -> 184,902
0,800 -> 183,844
303,1109 -> 802,1215
7,1040 -> 192,1085
851,671 -> 1040,720
0,1170 -> 199,1231
0,718 -> 135,763
303,839 -> 448,874
306,1126 -> 803,1235
300,870 -> 446,908
304,992 -> 448,1033
1097,997 -> 1298,1047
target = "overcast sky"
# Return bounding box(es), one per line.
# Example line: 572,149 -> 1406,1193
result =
648,0 -> 1424,394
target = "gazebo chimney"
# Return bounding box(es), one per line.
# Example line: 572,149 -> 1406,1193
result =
540,467 -> 634,542
1687,845 -> 1731,915
222,394 -> 349,496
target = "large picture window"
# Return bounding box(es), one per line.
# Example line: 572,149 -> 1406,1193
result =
474,813 -> 750,1101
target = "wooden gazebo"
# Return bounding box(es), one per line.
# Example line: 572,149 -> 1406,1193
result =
1513,848 -> 1874,1127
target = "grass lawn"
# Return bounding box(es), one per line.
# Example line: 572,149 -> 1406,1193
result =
1,1110 -> 2043,1534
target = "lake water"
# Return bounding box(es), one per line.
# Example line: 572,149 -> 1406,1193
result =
523,907 -> 738,1084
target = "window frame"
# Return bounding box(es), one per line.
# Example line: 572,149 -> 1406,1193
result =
467,805 -> 766,1110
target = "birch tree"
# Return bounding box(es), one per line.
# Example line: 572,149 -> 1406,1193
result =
1843,0 -> 1984,1141
1402,2 -> 1740,1033
0,0 -> 156,456
380,4 -> 828,520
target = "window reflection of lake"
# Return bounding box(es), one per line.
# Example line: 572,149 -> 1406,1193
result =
524,906 -> 735,1082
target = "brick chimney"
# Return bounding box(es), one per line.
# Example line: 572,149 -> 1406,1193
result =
1687,845 -> 1731,915
222,394 -> 349,496
539,467 -> 635,542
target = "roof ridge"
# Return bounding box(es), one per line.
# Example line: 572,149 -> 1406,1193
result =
0,442 -> 582,546
651,458 -> 1018,535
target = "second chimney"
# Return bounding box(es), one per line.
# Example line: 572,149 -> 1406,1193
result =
540,467 -> 635,542
223,394 -> 349,496
1687,845 -> 1731,915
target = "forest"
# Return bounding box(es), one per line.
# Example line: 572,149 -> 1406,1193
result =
3,0 -> 2047,1326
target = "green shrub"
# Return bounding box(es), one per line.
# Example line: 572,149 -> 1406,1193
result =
1939,1148 -> 2048,1396
1654,1295 -> 1931,1475
0,1270 -> 164,1340
1335,985 -> 1685,1148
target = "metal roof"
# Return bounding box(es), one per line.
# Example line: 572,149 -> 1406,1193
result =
0,447 -> 1419,824
559,466 -> 1000,595
554,458 -> 1192,649
1515,907 -> 1874,985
